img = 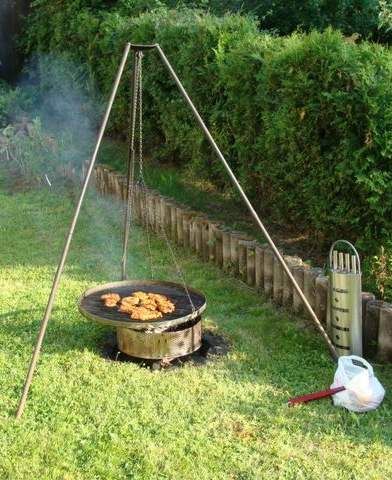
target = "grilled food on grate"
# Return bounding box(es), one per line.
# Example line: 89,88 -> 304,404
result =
100,291 -> 175,320
100,293 -> 121,307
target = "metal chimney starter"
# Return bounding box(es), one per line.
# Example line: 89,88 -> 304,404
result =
328,240 -> 362,357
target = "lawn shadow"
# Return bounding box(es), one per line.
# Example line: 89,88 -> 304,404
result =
2,182 -> 392,453
0,307 -> 108,356
2,300 -> 392,450
207,303 -> 392,449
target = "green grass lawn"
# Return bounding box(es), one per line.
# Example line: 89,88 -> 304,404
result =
0,179 -> 391,479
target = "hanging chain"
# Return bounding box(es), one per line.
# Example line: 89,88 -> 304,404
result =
121,52 -> 140,274
138,52 -> 144,183
129,50 -> 195,311
134,52 -> 154,279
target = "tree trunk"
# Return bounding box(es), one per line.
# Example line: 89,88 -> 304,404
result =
0,1 -> 30,81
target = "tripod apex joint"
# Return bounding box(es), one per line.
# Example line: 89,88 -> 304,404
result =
130,43 -> 158,51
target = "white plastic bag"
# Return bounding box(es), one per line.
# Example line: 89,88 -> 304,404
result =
331,355 -> 385,412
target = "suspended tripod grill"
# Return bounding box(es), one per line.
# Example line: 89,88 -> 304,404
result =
79,280 -> 206,359
16,43 -> 338,419
81,50 -> 202,359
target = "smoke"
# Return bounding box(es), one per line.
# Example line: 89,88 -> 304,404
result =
1,49 -> 174,284
18,53 -> 103,178
27,53 -> 127,280
0,50 -> 131,283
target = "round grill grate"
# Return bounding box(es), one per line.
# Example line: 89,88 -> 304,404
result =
78,280 -> 206,332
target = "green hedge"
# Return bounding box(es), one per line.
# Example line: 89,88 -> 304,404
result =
23,6 -> 392,266
25,1 -> 389,40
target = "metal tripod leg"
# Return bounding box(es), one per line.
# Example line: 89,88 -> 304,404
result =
154,44 -> 338,361
15,43 -> 132,419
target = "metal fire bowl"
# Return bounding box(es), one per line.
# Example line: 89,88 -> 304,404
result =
117,317 -> 202,360
78,280 -> 206,332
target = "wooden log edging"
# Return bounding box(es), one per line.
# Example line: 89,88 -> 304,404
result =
91,164 -> 392,362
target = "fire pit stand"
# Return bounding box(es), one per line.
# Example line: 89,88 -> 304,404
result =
16,42 -> 336,419
79,280 -> 206,360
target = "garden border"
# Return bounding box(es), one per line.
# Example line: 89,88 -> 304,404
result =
90,163 -> 392,363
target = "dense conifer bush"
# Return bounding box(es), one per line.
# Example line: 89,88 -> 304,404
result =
27,1 -> 390,40
22,3 -> 392,296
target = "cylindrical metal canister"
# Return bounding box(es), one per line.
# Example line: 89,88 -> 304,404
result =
329,240 -> 362,357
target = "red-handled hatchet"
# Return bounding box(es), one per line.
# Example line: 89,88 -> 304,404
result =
288,386 -> 345,406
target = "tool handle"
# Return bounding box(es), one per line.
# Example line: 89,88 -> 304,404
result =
288,386 -> 345,406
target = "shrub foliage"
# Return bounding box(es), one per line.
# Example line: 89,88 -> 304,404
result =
23,3 -> 392,295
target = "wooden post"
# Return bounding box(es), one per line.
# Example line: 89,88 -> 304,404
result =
151,193 -> 160,232
246,242 -> 256,286
315,275 -> 329,325
147,189 -> 156,228
273,252 -> 284,304
153,191 -> 161,232
103,168 -> 109,193
121,175 -> 128,204
201,219 -> 210,262
229,231 -> 242,277
292,265 -> 309,313
254,245 -> 265,291
105,170 -> 112,193
101,168 -> 107,195
377,302 -> 392,362
189,215 -> 196,251
107,169 -> 113,195
207,222 -> 219,263
361,292 -> 375,355
103,168 -> 110,195
108,170 -> 114,195
176,206 -> 185,246
92,166 -> 98,188
138,186 -> 146,225
138,187 -> 146,226
141,188 -> 149,227
214,226 -> 224,268
118,176 -> 126,202
263,249 -> 274,297
303,267 -> 323,313
119,176 -> 127,201
182,210 -> 194,249
145,190 -> 154,231
222,229 -> 232,272
136,185 -> 143,224
238,240 -> 248,282
151,193 -> 158,231
94,166 -> 100,192
151,191 -> 159,231
146,190 -> 154,231
112,173 -> 121,198
114,173 -> 121,198
159,197 -> 169,234
194,217 -> 204,257
98,168 -> 104,194
169,202 -> 178,242
108,171 -> 116,195
102,169 -> 108,195
364,300 -> 383,358
282,256 -> 302,307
